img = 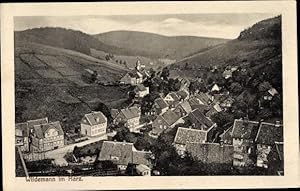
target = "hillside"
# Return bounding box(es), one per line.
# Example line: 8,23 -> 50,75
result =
172,16 -> 281,67
94,30 -> 229,59
170,16 -> 282,83
15,27 -> 133,56
15,41 -> 131,131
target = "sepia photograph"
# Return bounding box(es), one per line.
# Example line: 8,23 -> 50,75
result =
1,1 -> 299,190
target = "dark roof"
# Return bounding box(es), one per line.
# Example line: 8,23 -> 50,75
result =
162,110 -> 181,126
177,90 -> 189,99
27,118 -> 48,130
188,109 -> 215,130
15,122 -> 29,137
174,127 -> 207,145
34,121 -> 64,139
84,111 -> 107,126
154,98 -> 169,109
255,122 -> 283,145
120,106 -> 141,119
194,92 -> 211,105
232,119 -> 259,140
98,141 -> 133,165
187,143 -> 234,164
98,141 -> 151,166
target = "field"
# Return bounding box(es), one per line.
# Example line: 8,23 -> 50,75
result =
15,41 -> 132,133
90,48 -> 165,70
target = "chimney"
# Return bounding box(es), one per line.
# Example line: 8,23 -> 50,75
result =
96,117 -> 100,123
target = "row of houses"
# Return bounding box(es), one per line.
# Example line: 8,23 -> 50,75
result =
171,118 -> 283,174
16,117 -> 65,152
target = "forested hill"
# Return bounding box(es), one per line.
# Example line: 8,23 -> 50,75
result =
15,27 -> 131,56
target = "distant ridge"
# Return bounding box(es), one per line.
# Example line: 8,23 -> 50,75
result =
94,30 -> 229,59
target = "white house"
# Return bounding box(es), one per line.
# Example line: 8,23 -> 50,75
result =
81,111 -> 107,137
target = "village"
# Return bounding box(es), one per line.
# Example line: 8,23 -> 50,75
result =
16,58 -> 284,177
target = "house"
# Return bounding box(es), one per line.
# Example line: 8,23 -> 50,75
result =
164,92 -> 180,109
211,84 -> 221,92
188,97 -> 210,112
174,101 -> 192,117
194,92 -> 213,105
187,142 -> 234,164
231,118 -> 260,167
150,110 -> 183,137
81,111 -> 107,137
114,106 -> 141,132
31,121 -> 65,152
16,117 -> 49,152
151,98 -> 169,115
98,141 -> 152,171
178,78 -> 191,91
119,72 -> 143,85
15,122 -> 30,152
177,89 -> 189,101
173,127 -> 207,156
134,84 -> 149,98
255,121 -> 283,168
206,103 -> 222,118
186,109 -> 217,142
136,164 -> 151,176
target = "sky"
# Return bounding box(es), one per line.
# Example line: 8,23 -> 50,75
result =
14,13 -> 278,39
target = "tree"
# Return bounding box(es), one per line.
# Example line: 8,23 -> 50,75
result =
211,111 -> 234,132
160,67 -> 170,80
95,102 -> 112,122
230,82 -> 243,95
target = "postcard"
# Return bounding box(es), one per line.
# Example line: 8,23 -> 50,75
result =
1,1 -> 299,190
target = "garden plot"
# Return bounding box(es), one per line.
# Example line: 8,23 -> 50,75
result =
36,54 -> 70,68
35,69 -> 64,79
20,54 -> 48,68
66,76 -> 89,87
56,67 -> 81,76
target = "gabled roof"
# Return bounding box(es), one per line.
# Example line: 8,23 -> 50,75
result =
27,117 -> 48,130
268,88 -> 279,96
15,122 -> 29,137
162,110 -> 181,126
188,109 -> 215,130
34,121 -> 64,139
165,92 -> 180,102
84,111 -> 107,126
232,119 -> 259,140
186,143 -> 234,164
174,127 -> 207,145
211,84 -> 220,91
98,141 -> 151,166
120,106 -> 141,120
98,141 -> 133,165
255,122 -> 283,145
154,98 -> 169,109
194,92 -> 211,105
177,89 -> 189,99
176,101 -> 192,114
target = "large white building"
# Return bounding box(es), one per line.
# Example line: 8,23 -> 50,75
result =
81,111 -> 107,137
